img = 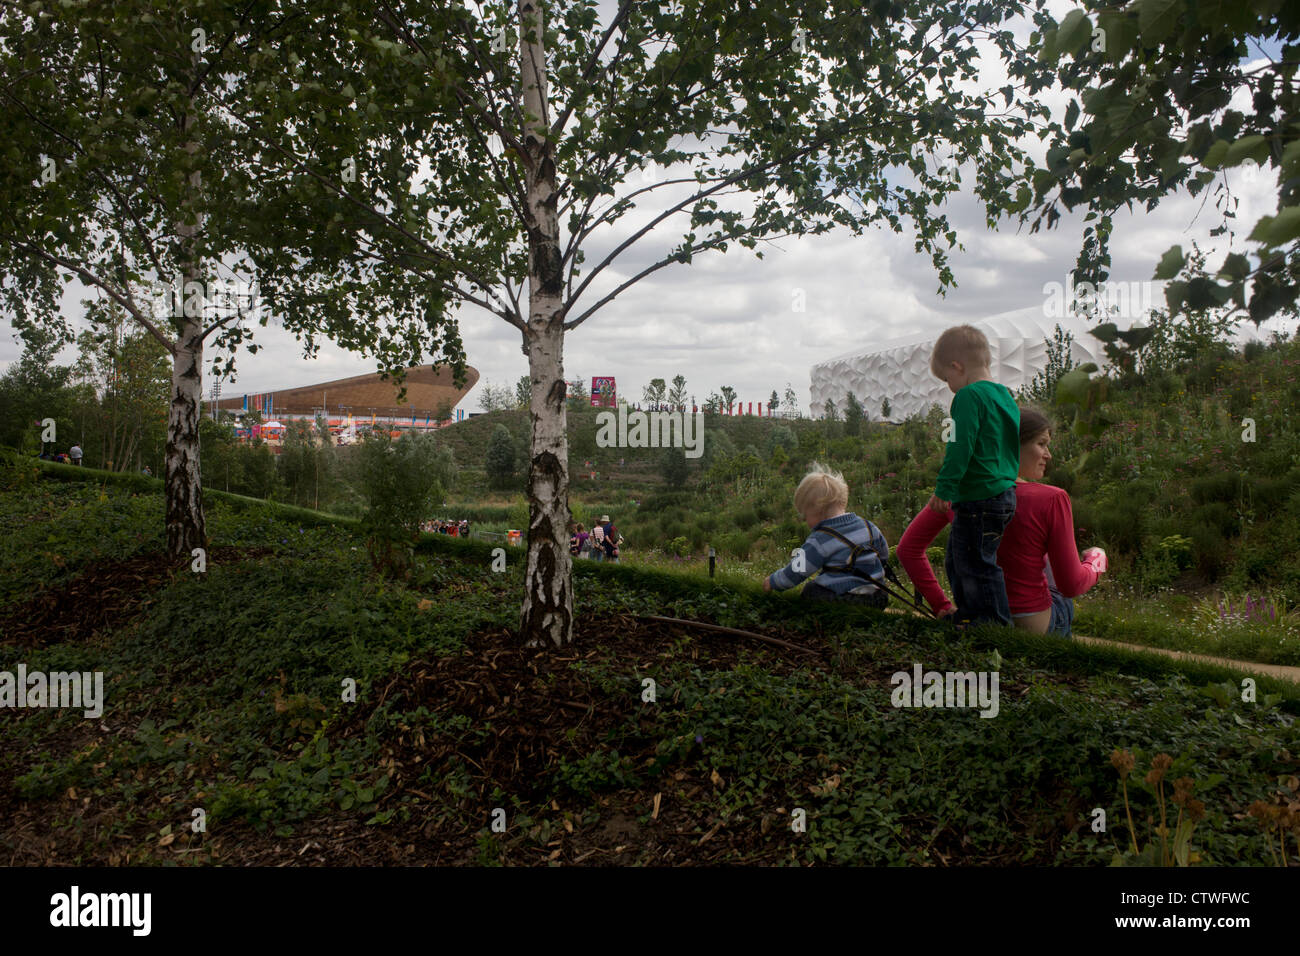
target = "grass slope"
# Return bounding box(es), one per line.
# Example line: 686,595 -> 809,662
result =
2,474 -> 1298,866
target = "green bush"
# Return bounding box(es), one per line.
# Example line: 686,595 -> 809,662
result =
352,432 -> 456,575
1191,524 -> 1228,581
485,424 -> 518,490
1251,474 -> 1293,509
1190,472 -> 1243,505
1193,501 -> 1239,540
1091,498 -> 1145,554
716,530 -> 752,559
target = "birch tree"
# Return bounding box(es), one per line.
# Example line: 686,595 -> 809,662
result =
227,0 -> 1050,647
0,1 -> 453,557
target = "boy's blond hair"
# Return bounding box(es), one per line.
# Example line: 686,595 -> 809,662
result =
930,324 -> 992,379
794,462 -> 848,519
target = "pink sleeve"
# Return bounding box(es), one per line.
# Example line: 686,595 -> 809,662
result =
897,507 -> 955,614
1046,491 -> 1098,598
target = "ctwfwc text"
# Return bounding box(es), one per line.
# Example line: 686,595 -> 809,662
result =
0,666 -> 103,718
50,886 -> 151,936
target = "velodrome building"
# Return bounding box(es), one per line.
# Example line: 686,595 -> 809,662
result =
214,364 -> 479,426
810,308 -> 1119,421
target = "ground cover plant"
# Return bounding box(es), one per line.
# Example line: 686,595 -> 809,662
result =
1,472 -> 1297,866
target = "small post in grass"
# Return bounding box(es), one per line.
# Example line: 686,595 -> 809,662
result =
708,545 -> 716,578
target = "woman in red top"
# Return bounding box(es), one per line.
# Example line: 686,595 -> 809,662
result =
896,408 -> 1106,636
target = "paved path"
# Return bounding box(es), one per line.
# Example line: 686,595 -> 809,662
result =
1073,634 -> 1300,684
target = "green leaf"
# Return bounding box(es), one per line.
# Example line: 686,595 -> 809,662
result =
1202,139 -> 1229,169
1054,367 -> 1094,406
1164,279 -> 1187,312
1153,245 -> 1185,280
1223,135 -> 1269,168
1090,322 -> 1119,343
1056,9 -> 1092,54
1248,207 -> 1300,248
1217,252 -> 1250,281
1137,0 -> 1180,44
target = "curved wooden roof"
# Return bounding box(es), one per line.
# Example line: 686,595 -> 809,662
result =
217,365 -> 479,418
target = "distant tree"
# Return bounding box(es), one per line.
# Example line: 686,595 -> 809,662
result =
843,392 -> 864,436
566,377 -> 590,409
823,397 -> 839,421
72,299 -> 171,471
881,397 -> 892,420
659,447 -> 690,486
768,389 -> 781,416
0,327 -> 77,454
351,430 -> 456,575
701,429 -> 737,470
703,392 -> 723,414
1020,323 -> 1079,404
719,385 -> 738,414
668,375 -> 688,411
515,375 -> 531,409
642,377 -> 667,410
478,382 -> 514,414
485,423 -> 518,490
766,425 -> 797,459
784,383 -> 800,419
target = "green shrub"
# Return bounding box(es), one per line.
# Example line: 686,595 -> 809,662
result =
1091,498 -> 1145,554
1251,474 -> 1293,509
1191,524 -> 1228,581
716,530 -> 752,559
352,432 -> 456,575
1190,472 -> 1243,505
1154,534 -> 1194,570
1193,501 -> 1239,539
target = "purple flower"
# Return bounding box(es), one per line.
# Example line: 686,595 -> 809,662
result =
695,734 -> 704,744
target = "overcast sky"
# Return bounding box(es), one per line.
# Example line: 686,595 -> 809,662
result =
3,2 -> 1291,415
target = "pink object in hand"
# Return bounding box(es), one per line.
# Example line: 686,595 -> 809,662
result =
1082,547 -> 1107,573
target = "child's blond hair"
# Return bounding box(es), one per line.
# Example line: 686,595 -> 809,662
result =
930,324 -> 992,379
794,462 -> 848,519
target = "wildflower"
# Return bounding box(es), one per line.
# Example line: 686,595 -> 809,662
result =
1171,777 -> 1195,806
1146,753 -> 1173,785
1110,749 -> 1135,778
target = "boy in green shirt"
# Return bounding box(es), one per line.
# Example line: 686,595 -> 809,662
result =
925,325 -> 1020,626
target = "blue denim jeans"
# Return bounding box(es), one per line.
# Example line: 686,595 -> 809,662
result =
945,487 -> 1016,626
1048,585 -> 1074,637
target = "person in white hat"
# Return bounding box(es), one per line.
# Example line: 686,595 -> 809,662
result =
598,515 -> 620,562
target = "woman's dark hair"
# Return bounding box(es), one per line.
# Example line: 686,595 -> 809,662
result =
1019,407 -> 1052,446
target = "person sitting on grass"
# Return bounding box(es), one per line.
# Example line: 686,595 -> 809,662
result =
896,407 -> 1107,637
763,462 -> 890,609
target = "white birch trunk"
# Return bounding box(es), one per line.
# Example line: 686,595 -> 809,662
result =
166,103 -> 206,559
518,0 -> 573,647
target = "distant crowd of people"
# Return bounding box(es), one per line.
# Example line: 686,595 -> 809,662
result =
422,518 -> 471,538
569,515 -> 621,562
37,443 -> 82,466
